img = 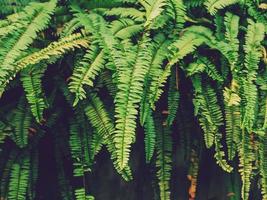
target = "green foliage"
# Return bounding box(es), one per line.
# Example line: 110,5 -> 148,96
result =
0,0 -> 56,96
8,151 -> 30,200
10,97 -> 32,148
204,0 -> 239,15
21,64 -> 47,123
0,0 -> 266,199
114,36 -> 152,169
155,116 -> 172,200
69,46 -> 106,105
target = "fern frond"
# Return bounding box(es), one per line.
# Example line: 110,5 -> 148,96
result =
243,19 -> 265,79
223,12 -> 240,69
10,97 -> 32,148
74,188 -> 94,200
0,0 -> 56,96
60,18 -> 83,37
166,67 -> 179,126
259,135 -> 267,200
20,65 -> 47,123
0,149 -> 18,199
224,82 -> 241,160
205,0 -> 239,15
241,79 -> 258,132
192,77 -> 223,148
69,114 -> 92,177
114,22 -> 143,40
155,116 -> 172,200
144,109 -> 156,163
214,133 -> 233,172
238,129 -> 254,200
140,33 -> 170,120
110,18 -> 143,40
168,0 -> 186,30
186,56 -> 223,82
114,36 -> 152,169
168,26 -> 216,66
139,0 -> 167,29
84,94 -> 133,180
8,151 -> 30,200
72,11 -> 120,71
104,7 -> 145,22
16,33 -> 89,70
69,45 -> 106,106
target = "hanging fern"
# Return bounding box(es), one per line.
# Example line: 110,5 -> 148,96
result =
166,67 -> 180,126
10,97 -> 32,148
0,0 -> 56,96
20,64 -> 47,123
0,1 -> 266,199
8,151 -> 30,200
144,108 -> 156,163
155,116 -> 172,200
69,46 -> 106,105
114,36 -> 152,169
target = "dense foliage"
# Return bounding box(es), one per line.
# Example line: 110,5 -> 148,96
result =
0,0 -> 266,199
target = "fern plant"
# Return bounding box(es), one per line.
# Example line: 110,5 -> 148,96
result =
0,0 -> 266,199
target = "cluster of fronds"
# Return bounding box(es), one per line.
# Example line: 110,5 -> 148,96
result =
0,0 -> 266,199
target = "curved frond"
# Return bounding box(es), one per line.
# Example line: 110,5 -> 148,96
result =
21,65 -> 47,123
205,0 -> 239,15
69,45 -> 106,105
114,36 -> 152,169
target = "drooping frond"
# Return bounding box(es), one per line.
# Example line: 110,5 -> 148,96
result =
114,36 -> 152,169
8,151 -> 30,200
192,77 -> 223,148
0,149 -> 18,199
238,129 -> 254,200
155,116 -> 172,200
140,33 -> 170,118
10,97 -> 32,148
69,45 -> 106,105
0,0 -> 56,96
214,132 -> 233,172
224,81 -> 241,160
166,67 -> 179,126
222,12 -> 240,69
84,94 -> 133,180
241,20 -> 265,132
243,19 -> 265,79
69,112 -> 92,177
144,108 -> 156,163
259,135 -> 267,200
72,11 -> 120,71
20,64 -> 47,123
204,0 -> 239,15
